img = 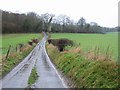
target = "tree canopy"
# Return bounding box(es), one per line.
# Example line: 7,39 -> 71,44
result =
2,10 -> 118,34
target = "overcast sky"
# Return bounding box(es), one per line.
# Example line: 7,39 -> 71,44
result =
0,0 -> 119,27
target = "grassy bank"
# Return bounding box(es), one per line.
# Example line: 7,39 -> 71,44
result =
47,44 -> 119,88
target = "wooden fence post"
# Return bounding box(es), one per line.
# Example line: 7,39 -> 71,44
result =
19,44 -> 23,52
16,45 -> 17,52
6,45 -> 11,59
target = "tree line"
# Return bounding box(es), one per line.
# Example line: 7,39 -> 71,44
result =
2,10 -> 119,34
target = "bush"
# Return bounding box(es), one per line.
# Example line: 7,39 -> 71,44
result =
32,39 -> 38,44
28,41 -> 33,46
48,38 -> 73,51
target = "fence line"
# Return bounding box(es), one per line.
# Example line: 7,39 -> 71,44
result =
4,44 -> 24,60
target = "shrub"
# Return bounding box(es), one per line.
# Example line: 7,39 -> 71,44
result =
32,39 -> 38,44
28,41 -> 33,46
48,38 -> 73,51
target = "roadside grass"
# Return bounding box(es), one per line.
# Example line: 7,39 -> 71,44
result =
28,67 -> 38,86
51,32 -> 118,61
0,35 -> 1,48
47,44 -> 119,88
0,55 -> 2,76
2,45 -> 34,77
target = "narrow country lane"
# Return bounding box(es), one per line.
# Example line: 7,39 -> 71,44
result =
0,33 -> 67,89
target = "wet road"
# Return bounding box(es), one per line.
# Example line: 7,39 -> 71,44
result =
0,33 -> 67,89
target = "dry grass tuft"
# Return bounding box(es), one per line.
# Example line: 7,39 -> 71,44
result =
68,47 -> 81,54
20,45 -> 32,52
86,51 -> 112,61
46,44 -> 56,49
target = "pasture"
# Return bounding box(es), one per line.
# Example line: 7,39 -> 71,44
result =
1,33 -> 41,54
51,32 -> 118,61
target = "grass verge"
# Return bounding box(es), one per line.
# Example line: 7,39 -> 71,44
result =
28,67 -> 38,86
2,45 -> 34,77
46,44 -> 119,88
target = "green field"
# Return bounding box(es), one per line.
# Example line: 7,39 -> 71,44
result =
51,32 -> 118,61
1,34 -> 41,54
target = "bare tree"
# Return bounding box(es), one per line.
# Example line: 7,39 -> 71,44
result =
41,13 -> 54,32
77,17 -> 86,27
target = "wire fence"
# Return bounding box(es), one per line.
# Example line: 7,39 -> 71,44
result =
2,44 -> 27,60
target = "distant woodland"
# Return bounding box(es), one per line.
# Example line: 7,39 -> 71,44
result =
1,10 -> 119,34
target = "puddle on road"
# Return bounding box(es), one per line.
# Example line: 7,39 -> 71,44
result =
19,64 -> 29,73
12,63 -> 29,77
41,51 -> 51,71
